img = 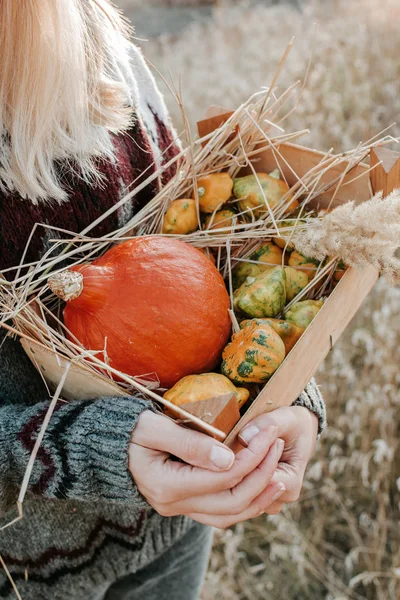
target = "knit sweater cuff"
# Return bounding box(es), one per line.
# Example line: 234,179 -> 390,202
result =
64,396 -> 156,506
292,378 -> 326,436
5,395 -> 157,509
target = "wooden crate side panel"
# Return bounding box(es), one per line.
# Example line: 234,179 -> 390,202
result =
225,264 -> 379,450
21,338 -> 228,441
196,110 -> 372,207
197,109 -> 235,141
242,143 -> 372,208
21,339 -> 129,401
370,147 -> 400,196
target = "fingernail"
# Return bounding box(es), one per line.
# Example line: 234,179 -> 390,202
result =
276,438 -> 285,457
210,445 -> 235,470
271,483 -> 286,503
238,425 -> 260,446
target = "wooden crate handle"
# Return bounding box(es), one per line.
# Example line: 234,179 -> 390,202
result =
197,106 -> 235,145
370,147 -> 400,195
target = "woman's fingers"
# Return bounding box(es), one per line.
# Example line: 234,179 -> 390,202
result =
162,425 -> 279,498
264,500 -> 285,515
269,462 -> 304,504
129,406 -> 315,523
131,410 -> 235,472
186,481 -> 286,528
160,438 -> 284,516
129,424 -> 279,506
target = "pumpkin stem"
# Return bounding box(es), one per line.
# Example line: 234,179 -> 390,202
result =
269,169 -> 281,180
48,270 -> 83,302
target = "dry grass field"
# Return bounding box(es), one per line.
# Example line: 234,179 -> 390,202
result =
120,1 -> 400,598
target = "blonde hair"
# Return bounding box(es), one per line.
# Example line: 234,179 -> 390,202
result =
0,0 -> 134,203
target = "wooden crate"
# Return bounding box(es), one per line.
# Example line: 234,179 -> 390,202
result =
19,112 -> 400,451
198,109 -> 400,449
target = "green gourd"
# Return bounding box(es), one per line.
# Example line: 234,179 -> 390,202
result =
285,300 -> 324,329
233,266 -> 286,318
284,266 -> 309,302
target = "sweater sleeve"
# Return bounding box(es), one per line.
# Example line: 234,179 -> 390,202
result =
0,333 -> 154,514
0,396 -> 155,513
292,377 -> 327,436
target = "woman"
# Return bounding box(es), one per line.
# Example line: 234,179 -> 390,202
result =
0,2 -> 326,600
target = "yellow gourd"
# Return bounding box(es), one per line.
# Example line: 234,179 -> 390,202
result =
195,173 -> 233,213
162,199 -> 198,235
284,266 -> 309,302
274,236 -> 292,250
285,300 -> 324,329
233,263 -> 262,290
249,241 -> 283,267
272,216 -> 305,251
204,208 -> 236,234
164,373 -> 249,408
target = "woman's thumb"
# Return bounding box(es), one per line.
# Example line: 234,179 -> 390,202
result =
132,410 -> 235,472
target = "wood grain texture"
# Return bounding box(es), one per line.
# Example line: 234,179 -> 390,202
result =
179,392 -> 240,435
197,108 -> 235,146
370,147 -> 400,196
21,339 -> 128,401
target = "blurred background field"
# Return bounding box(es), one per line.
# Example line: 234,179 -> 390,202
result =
119,1 -> 400,598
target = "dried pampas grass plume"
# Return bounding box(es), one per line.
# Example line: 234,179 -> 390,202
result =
292,189 -> 400,285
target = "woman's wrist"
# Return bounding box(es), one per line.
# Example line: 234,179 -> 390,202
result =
292,378 -> 326,437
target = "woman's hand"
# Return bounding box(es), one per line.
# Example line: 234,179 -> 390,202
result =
129,410 -> 286,528
238,406 -> 319,515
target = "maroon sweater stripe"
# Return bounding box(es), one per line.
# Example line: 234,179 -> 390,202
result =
17,406 -> 60,494
1,513 -> 147,570
0,117 -> 178,274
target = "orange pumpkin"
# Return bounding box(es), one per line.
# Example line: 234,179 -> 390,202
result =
48,237 -> 231,388
198,247 -> 216,264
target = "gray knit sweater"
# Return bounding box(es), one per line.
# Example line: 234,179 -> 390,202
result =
0,44 -> 326,600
